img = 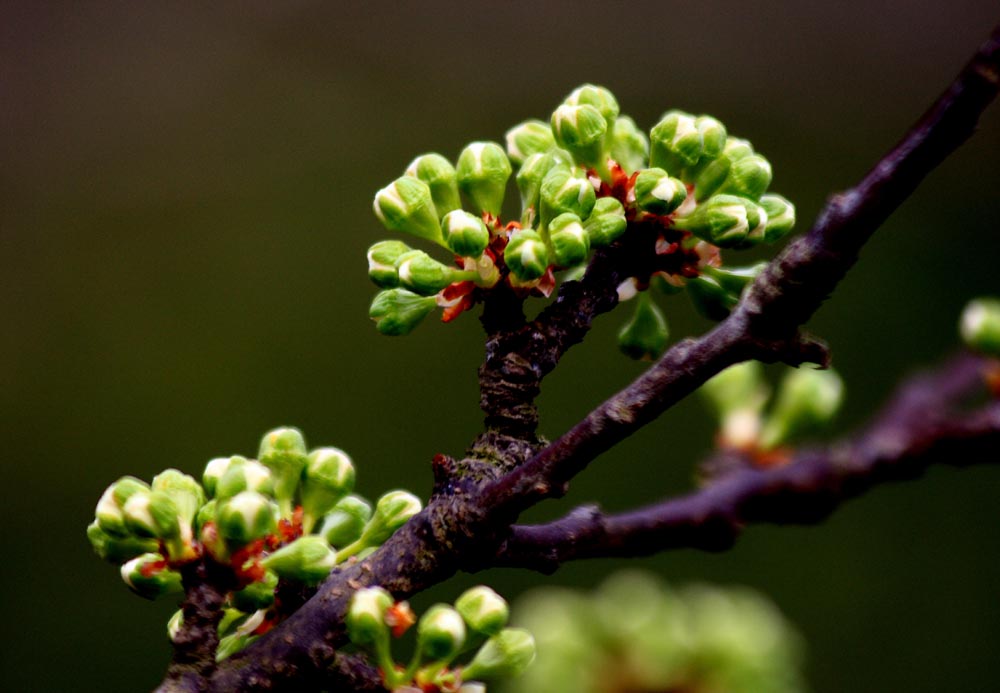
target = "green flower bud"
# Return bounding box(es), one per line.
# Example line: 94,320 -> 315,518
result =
456,586 -> 509,636
195,499 -> 216,533
120,552 -> 182,600
203,456 -> 246,500
456,142 -> 512,217
503,230 -> 550,282
339,490 -> 422,560
551,103 -> 608,169
633,168 -> 688,216
686,274 -> 739,321
516,149 -> 574,227
405,153 -> 461,219
260,535 -> 337,584
564,84 -> 620,130
300,447 -> 356,534
700,262 -> 766,297
539,168 -> 596,228
759,193 -> 796,243
960,297 -> 1000,355
374,176 -> 445,247
123,490 -> 180,540
418,604 -> 467,661
700,361 -> 769,420
87,520 -> 159,564
215,459 -> 274,501
650,110 -> 702,174
505,120 -> 556,166
718,154 -> 772,200
367,240 -> 413,289
167,609 -> 184,643
441,210 -> 490,258
95,476 -> 150,537
216,610 -> 266,661
609,115 -> 649,174
396,250 -> 475,296
318,495 -> 373,548
618,292 -> 669,361
258,426 -> 308,514
216,491 -> 279,547
231,571 -> 279,612
151,469 -> 205,527
673,195 -> 761,248
347,586 -> 394,646
549,213 -> 591,267
693,137 -> 754,200
369,288 -> 438,336
760,368 -> 844,450
462,628 -> 536,681
696,115 -> 727,160
583,197 -> 627,247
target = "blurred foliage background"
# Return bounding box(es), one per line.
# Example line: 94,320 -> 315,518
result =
3,2 -> 1000,691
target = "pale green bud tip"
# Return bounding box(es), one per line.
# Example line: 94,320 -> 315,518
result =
442,210 -> 490,257
123,490 -> 180,539
504,230 -> 550,282
396,249 -> 470,296
456,141 -> 512,217
95,476 -> 150,536
231,571 -> 278,612
760,193 -> 796,243
463,628 -> 536,681
319,495 -> 373,548
87,521 -> 159,563
418,604 -> 467,660
167,609 -> 184,642
961,298 -> 1000,355
260,426 -> 307,459
370,288 -> 438,336
634,168 -> 688,216
549,213 -> 590,267
216,459 -> 274,500
696,115 -> 727,158
505,120 -> 556,166
674,195 -> 759,248
373,176 -> 444,245
719,154 -> 773,200
700,361 -> 768,418
618,292 -> 669,361
584,197 -> 627,247
347,586 -> 394,645
650,111 -> 702,172
565,84 -> 620,125
550,104 -> 607,168
367,240 -> 412,289
540,168 -> 596,223
406,153 -> 461,219
151,469 -> 205,521
761,368 -> 844,449
120,553 -> 182,599
456,585 -> 509,636
610,115 -> 649,174
203,456 -> 242,499
216,491 -> 279,545
261,535 -> 337,584
300,447 -> 356,532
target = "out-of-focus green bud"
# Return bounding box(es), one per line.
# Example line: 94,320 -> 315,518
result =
456,586 -> 509,636
650,111 -> 702,174
120,552 -> 182,600
87,520 -> 159,563
456,142 -> 512,217
318,495 -> 373,548
700,361 -> 769,420
396,250 -> 476,296
759,193 -> 796,243
151,469 -> 205,525
231,571 -> 279,612
564,84 -> 620,130
216,610 -> 266,661
550,103 -> 608,169
300,447 -> 356,534
718,154 -> 772,200
618,292 -> 669,361
370,288 -> 438,336
215,459 -> 274,501
441,210 -> 490,258
374,176 -> 445,247
686,274 -> 739,321
516,149 -> 574,227
123,490 -> 180,540
95,476 -> 150,537
503,230 -> 550,282
462,628 -> 536,681
347,586 -> 394,646
367,240 -> 412,289
203,456 -> 245,500
633,168 -> 688,216
405,153 -> 461,219
195,499 -> 216,533
539,167 -> 596,227
610,115 -> 649,174
261,535 -> 337,584
961,297 -> 1000,355
549,213 -> 591,267
167,609 -> 184,643
216,491 -> 279,547
458,684 -> 486,693
584,196 -> 628,246
701,263 -> 767,297
259,426 -> 308,515
419,604 -> 467,661
760,368 -> 844,450
696,115 -> 727,160
673,195 -> 761,248
693,137 -> 754,200
505,120 -> 556,166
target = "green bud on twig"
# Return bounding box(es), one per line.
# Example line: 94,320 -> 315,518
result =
760,368 -> 844,450
564,84 -> 620,130
516,149 -> 573,227
462,628 -> 536,681
405,154 -> 461,219
610,116 -> 649,174
95,476 -> 150,537
584,197 -> 627,247
367,240 -> 413,289
318,495 -> 373,548
539,167 -> 596,228
650,111 -> 702,174
300,447 -> 356,534
123,490 -> 180,540
216,491 -> 279,547
340,490 -> 422,559
549,213 -> 590,268
961,298 -> 1000,355
259,426 -> 308,515
504,230 -> 550,282
231,570 -> 279,612
759,193 -> 796,243
550,103 -> 608,169
261,535 -> 337,584
374,176 -> 445,247
693,137 -> 754,200
718,153 -> 773,201
87,520 -> 159,564
686,274 -> 740,321
215,459 -> 274,501
442,210 -> 490,258
633,168 -> 688,216
396,250 -> 476,296
617,292 -> 669,361
456,142 -> 512,217
696,115 -> 727,161
673,195 -> 762,247
456,585 -> 509,637
120,552 -> 182,600
347,586 -> 394,646
370,288 -> 438,336
505,120 -> 556,166
418,604 -> 467,661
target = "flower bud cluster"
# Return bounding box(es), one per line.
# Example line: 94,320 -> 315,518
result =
367,84 -> 796,349
346,585 -> 534,692
508,571 -> 805,693
88,427 -> 422,660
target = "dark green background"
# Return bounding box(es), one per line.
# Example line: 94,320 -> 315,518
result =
3,2 -> 999,691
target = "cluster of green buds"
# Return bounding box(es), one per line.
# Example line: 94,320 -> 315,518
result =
507,571 -> 805,693
699,362 -> 844,461
367,84 -> 796,359
88,427 -> 422,660
346,585 -> 535,692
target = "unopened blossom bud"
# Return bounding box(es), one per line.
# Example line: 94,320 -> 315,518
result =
216,610 -> 266,661
203,456 -> 245,499
503,230 -> 550,282
87,521 -> 159,564
759,193 -> 796,243
456,586 -> 509,636
650,111 -> 702,174
347,586 -> 394,646
261,535 -> 337,584
548,213 -> 590,268
462,628 -> 536,681
215,459 -> 274,501
339,490 -> 422,560
693,137 -> 754,200
405,153 -> 461,219
700,361 -> 769,420
396,250 -> 477,296
617,292 -> 669,361
564,84 -> 620,130
456,142 -> 512,217
550,103 -> 608,169
259,426 -> 308,515
231,571 -> 279,612
167,609 -> 184,643
120,552 -> 182,600
583,197 -> 627,247
718,154 -> 773,201
418,604 -> 467,661
374,176 -> 445,247
216,491 -> 279,547
367,240 -> 413,289
633,168 -> 688,216
539,167 -> 596,227
686,274 -> 739,321
441,210 -> 490,258
300,447 -> 356,534
700,262 -> 767,297
505,120 -> 556,166
696,115 -> 727,160
369,288 -> 438,336
195,499 -> 216,533
673,195 -> 762,248
610,115 -> 649,174
318,495 -> 373,548
151,469 -> 205,526
95,476 -> 150,537
960,298 -> 1000,355
760,368 -> 844,450
123,490 -> 180,540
